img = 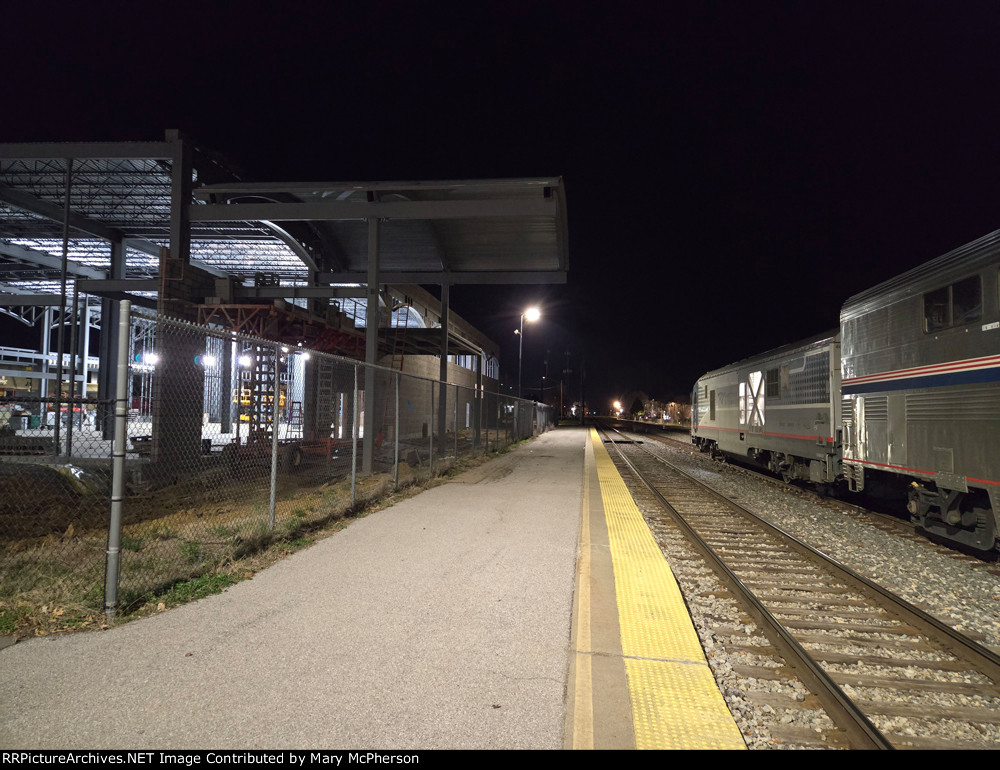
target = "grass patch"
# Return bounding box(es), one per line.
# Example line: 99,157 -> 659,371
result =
177,540 -> 202,563
152,525 -> 179,541
155,572 -> 241,606
0,604 -> 30,634
211,524 -> 236,538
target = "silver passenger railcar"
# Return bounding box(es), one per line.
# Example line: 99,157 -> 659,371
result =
840,230 -> 1000,550
691,331 -> 842,486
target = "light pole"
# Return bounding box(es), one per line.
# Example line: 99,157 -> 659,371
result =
516,306 -> 540,400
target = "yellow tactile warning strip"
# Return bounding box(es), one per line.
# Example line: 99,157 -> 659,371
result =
589,429 -> 746,750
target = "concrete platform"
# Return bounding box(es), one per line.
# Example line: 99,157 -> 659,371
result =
0,426 -> 743,750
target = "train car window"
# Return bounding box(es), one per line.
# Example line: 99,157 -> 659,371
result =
710,390 -> 715,420
952,275 -> 982,325
924,286 -> 949,332
924,275 -> 982,332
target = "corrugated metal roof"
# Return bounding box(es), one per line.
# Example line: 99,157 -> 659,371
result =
192,177 -> 569,280
698,329 -> 839,379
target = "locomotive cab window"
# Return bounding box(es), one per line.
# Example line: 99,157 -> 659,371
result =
953,275 -> 982,325
923,275 -> 981,332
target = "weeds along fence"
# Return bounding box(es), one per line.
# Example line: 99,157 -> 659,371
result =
0,303 -> 555,625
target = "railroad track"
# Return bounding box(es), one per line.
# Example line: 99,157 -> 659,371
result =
634,422 -> 1000,572
597,425 -> 1000,750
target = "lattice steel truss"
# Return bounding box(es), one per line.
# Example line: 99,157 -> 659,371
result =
1,153 -> 310,318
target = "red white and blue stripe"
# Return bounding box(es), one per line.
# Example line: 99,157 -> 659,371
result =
842,354 -> 1000,395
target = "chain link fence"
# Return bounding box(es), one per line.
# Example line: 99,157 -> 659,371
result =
0,394 -> 114,623
1,304 -> 556,629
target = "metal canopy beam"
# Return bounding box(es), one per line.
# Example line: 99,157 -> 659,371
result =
0,241 -> 106,280
54,279 -> 369,301
0,182 -> 129,243
0,183 -> 230,278
235,285 -> 366,300
0,183 -> 170,260
316,270 -> 568,285
189,197 -> 556,222
0,294 -> 68,307
76,279 -> 160,294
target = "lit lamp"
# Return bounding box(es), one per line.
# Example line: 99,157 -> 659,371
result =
516,306 -> 541,399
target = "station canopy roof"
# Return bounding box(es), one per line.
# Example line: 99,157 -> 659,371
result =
0,139 -> 569,304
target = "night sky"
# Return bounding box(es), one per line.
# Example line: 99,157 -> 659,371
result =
5,2 -> 1000,410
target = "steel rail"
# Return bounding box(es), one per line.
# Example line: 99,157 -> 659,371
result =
631,428 -> 1000,682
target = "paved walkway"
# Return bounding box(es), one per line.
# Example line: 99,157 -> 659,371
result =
0,429 -> 586,750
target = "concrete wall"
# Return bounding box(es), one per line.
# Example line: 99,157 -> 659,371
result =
378,356 -> 498,441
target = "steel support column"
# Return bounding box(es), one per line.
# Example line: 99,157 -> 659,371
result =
362,217 -> 379,474
437,283 -> 450,455
167,130 -> 193,266
54,159 -> 73,453
220,336 -> 233,434
474,353 -> 483,447
39,307 -> 51,422
98,239 -> 126,438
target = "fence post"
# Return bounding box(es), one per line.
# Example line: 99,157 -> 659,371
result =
476,378 -> 490,454
351,364 -> 358,506
268,342 -> 281,531
394,371 -> 399,488
104,299 -> 131,623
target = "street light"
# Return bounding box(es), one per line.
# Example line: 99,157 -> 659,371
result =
516,306 -> 541,399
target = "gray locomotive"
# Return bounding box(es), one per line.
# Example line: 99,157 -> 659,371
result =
693,230 -> 1000,550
